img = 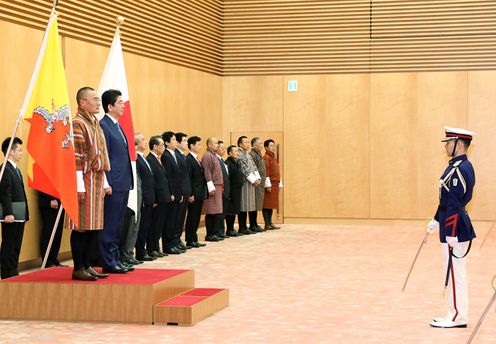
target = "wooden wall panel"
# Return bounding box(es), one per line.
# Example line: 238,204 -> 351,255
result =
222,76 -> 284,141
370,72 -> 468,219
283,74 -> 370,218
467,71 -> 496,221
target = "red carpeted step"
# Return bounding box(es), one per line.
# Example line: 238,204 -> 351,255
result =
0,268 -> 195,323
154,288 -> 229,326
3,267 -> 189,285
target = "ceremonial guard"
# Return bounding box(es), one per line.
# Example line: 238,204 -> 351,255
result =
426,126 -> 476,329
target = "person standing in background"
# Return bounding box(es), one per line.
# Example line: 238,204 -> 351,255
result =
38,192 -> 67,267
262,139 -> 281,230
0,137 -> 29,279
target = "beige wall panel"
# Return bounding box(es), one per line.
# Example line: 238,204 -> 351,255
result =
222,76 -> 283,141
283,74 -> 370,218
370,72 -> 467,219
467,71 -> 496,221
125,53 -> 223,142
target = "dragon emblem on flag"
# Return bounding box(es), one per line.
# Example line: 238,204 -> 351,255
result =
33,99 -> 73,149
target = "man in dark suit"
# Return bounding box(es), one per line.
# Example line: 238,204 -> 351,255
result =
146,135 -> 172,258
174,132 -> 192,250
38,192 -> 66,267
0,137 -> 29,279
217,140 -> 230,239
161,131 -> 184,255
185,136 -> 207,248
99,89 -> 134,274
135,133 -> 156,261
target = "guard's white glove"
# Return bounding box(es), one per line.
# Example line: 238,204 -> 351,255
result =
426,219 -> 439,234
446,236 -> 458,247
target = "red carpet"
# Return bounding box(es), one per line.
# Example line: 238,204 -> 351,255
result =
160,296 -> 207,306
2,267 -> 189,285
158,288 -> 224,307
182,288 -> 223,297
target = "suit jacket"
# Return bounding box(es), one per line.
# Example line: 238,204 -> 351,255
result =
0,162 -> 29,220
146,153 -> 172,204
38,191 -> 59,209
99,114 -> 133,192
137,153 -> 155,206
161,149 -> 182,199
186,154 -> 207,201
176,150 -> 192,198
218,156 -> 230,199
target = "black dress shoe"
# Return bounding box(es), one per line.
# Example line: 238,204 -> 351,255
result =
270,223 -> 281,229
174,245 -> 187,253
226,230 -> 239,237
103,266 -> 128,274
72,268 -> 97,281
195,241 -> 206,247
119,263 -> 134,271
205,235 -> 219,242
249,226 -> 262,233
238,228 -> 251,235
128,257 -> 143,265
166,247 -> 182,255
186,242 -> 194,249
178,242 -> 188,250
137,254 -> 156,261
214,234 -> 225,241
86,267 -> 109,278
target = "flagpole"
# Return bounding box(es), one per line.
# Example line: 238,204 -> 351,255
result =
41,205 -> 64,269
0,112 -> 23,186
0,2 -> 61,185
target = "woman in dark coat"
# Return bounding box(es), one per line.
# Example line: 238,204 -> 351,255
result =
224,145 -> 244,236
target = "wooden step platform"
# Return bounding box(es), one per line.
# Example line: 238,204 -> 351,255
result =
0,267 -> 195,324
154,288 -> 229,326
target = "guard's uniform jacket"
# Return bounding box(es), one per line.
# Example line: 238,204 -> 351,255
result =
434,154 -> 476,243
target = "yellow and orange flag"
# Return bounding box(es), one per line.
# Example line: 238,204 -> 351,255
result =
22,11 -> 78,224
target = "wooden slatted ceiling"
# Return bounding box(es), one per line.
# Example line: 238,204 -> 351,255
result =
2,0 -> 496,75
0,0 -> 222,75
222,0 -> 496,75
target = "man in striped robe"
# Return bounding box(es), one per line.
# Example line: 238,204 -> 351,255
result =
70,87 -> 111,281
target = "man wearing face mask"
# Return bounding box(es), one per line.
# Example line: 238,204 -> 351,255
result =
426,126 -> 476,329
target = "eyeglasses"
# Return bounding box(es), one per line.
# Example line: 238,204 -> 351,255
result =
82,97 -> 101,103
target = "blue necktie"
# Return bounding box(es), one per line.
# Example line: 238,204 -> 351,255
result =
116,123 -> 127,145
16,167 -> 22,182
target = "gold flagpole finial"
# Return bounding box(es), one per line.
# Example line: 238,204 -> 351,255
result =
116,16 -> 125,26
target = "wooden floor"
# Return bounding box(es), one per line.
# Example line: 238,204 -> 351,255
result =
0,223 -> 495,343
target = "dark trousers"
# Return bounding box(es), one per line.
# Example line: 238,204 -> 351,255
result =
225,214 -> 236,231
238,211 -> 248,230
205,214 -> 222,237
262,208 -> 273,225
185,199 -> 203,244
148,203 -> 167,253
100,191 -> 129,269
39,206 -> 64,266
70,230 -> 99,271
1,222 -> 25,279
218,195 -> 229,236
249,210 -> 258,228
136,204 -> 153,258
175,199 -> 188,244
162,200 -> 178,251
